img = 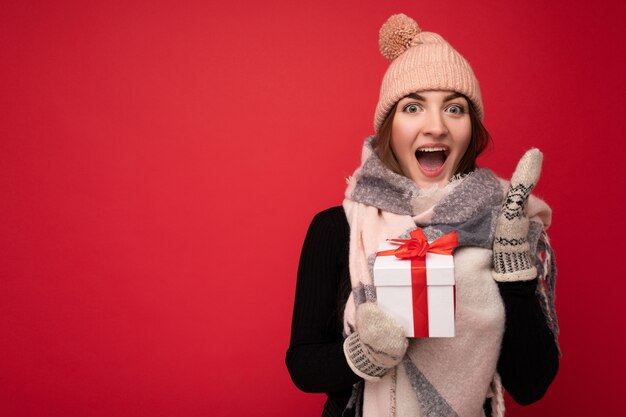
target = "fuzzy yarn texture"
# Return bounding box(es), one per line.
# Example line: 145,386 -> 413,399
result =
342,137 -> 556,417
344,303 -> 409,381
379,14 -> 420,61
374,14 -> 483,133
493,149 -> 544,282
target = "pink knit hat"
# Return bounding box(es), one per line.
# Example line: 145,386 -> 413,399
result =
374,14 -> 483,133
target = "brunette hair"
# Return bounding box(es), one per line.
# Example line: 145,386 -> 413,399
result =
373,94 -> 491,177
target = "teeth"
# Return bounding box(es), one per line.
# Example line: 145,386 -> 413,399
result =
418,147 -> 447,152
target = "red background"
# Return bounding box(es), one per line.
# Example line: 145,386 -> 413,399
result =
1,1 -> 625,416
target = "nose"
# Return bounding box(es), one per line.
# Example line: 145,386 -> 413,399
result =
423,111 -> 448,137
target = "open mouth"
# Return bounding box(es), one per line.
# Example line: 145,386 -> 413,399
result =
415,147 -> 449,176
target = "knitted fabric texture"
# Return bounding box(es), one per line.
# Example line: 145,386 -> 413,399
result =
492,149 -> 544,282
342,137 -> 556,417
374,14 -> 483,133
344,331 -> 389,380
344,303 -> 408,381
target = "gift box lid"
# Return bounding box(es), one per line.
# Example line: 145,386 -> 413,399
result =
373,241 -> 455,287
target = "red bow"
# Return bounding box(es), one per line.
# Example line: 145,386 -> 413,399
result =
377,228 -> 458,259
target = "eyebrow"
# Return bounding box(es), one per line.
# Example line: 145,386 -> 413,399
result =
404,92 -> 464,102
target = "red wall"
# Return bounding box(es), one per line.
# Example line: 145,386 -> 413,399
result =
2,1 -> 624,415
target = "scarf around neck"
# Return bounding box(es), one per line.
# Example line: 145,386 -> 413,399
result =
342,137 -> 556,417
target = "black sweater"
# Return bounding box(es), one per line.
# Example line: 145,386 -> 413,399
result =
286,206 -> 559,417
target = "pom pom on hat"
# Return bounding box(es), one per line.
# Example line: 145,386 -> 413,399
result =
378,14 -> 421,61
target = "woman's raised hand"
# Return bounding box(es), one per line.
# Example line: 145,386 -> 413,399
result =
492,148 -> 543,282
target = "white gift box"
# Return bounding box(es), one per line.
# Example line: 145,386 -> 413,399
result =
373,240 -> 455,338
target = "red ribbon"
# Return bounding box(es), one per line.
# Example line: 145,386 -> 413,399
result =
377,228 -> 458,337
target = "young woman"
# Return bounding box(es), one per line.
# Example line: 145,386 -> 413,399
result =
286,14 -> 559,417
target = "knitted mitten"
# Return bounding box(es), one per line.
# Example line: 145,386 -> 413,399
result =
343,302 -> 408,381
492,148 -> 543,282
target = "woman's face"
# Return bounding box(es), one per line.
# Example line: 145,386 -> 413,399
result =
391,90 -> 472,188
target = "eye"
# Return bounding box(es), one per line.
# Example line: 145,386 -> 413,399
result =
402,103 -> 422,113
445,104 -> 466,115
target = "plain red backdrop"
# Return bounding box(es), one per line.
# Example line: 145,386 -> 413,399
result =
1,0 -> 625,416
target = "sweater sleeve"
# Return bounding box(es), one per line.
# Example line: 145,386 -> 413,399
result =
286,207 -> 361,393
496,279 -> 559,405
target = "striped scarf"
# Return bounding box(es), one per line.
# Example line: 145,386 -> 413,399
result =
342,137 -> 557,417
